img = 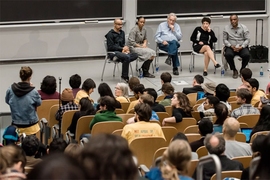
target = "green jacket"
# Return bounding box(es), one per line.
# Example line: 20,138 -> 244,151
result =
89,110 -> 122,130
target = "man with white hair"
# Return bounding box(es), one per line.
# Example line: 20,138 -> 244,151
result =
155,13 -> 182,75
223,117 -> 252,158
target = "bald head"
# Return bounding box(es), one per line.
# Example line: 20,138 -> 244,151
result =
209,135 -> 219,148
204,133 -> 225,155
223,117 -> 240,138
114,18 -> 123,32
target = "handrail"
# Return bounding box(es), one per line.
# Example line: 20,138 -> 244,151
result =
196,154 -> 221,180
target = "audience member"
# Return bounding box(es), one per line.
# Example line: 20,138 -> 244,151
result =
21,135 -> 42,167
96,82 -> 121,110
250,105 -> 270,139
2,125 -> 20,146
159,82 -> 174,106
105,18 -> 138,82
162,92 -> 192,125
183,74 -> 204,95
64,143 -> 83,159
128,76 -> 140,96
143,88 -> 166,112
114,82 -> 130,103
157,72 -> 172,94
155,13 -> 182,75
38,75 -> 60,99
190,118 -> 213,152
127,16 -> 155,78
190,17 -> 220,76
69,74 -> 81,97
5,66 -> 41,135
126,84 -> 145,113
231,88 -> 260,119
122,103 -> 165,144
146,140 -> 192,180
48,138 -> 67,154
213,103 -> 229,133
27,153 -> 87,179
252,133 -> 270,179
245,78 -> 268,106
79,134 -> 138,179
68,97 -> 96,136
223,14 -> 250,79
223,117 -> 252,158
201,82 -> 216,97
89,96 -> 122,130
0,145 -> 26,179
74,78 -> 96,105
239,68 -> 252,88
55,88 -> 78,122
197,96 -> 220,117
193,133 -> 243,180
172,132 -> 198,160
215,83 -> 231,111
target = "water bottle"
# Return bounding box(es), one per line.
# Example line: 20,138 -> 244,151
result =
139,68 -> 143,79
260,66 -> 263,77
155,61 -> 159,74
221,66 -> 225,77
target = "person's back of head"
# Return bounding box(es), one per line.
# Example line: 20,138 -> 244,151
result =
204,133 -> 225,156
27,153 -> 87,180
215,83 -> 230,102
133,84 -> 145,97
194,74 -> 204,85
79,134 -> 137,180
236,88 -> 252,104
20,66 -> 32,81
161,82 -> 174,95
143,88 -> 158,102
140,94 -> 154,107
134,103 -> 152,122
98,82 -> 114,97
40,75 -> 57,94
172,132 -> 188,142
22,135 -> 40,156
69,74 -> 81,89
64,143 -> 83,159
206,96 -> 220,107
199,118 -> 213,136
128,77 -> 140,92
48,138 -> 67,154
79,97 -> 95,115
222,117 -> 239,139
214,103 -> 228,125
251,134 -> 267,157
255,105 -> 270,127
99,96 -> 117,112
240,68 -> 252,82
82,78 -> 96,93
246,78 -> 259,91
160,72 -> 172,84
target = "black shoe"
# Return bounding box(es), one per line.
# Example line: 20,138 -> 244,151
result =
173,68 -> 179,75
203,71 -> 208,76
165,56 -> 172,66
143,72 -> 155,78
121,76 -> 129,83
215,63 -> 221,68
232,70 -> 238,79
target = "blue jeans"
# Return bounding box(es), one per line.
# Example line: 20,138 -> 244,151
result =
158,40 -> 180,68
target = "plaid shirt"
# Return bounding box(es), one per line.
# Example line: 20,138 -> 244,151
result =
231,104 -> 260,119
55,102 -> 78,121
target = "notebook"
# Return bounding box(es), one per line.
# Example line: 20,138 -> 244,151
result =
241,128 -> 253,142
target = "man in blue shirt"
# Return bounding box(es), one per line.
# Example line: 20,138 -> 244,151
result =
155,13 -> 182,75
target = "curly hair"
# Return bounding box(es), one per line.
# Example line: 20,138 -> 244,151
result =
40,75 -> 57,95
174,92 -> 192,116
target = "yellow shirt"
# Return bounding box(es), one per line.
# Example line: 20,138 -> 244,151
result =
126,100 -> 139,114
251,90 -> 267,106
116,96 -> 130,103
74,90 -> 93,105
18,123 -> 40,135
121,121 -> 165,144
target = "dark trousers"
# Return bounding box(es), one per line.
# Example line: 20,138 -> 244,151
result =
114,52 -> 138,77
158,40 -> 180,68
224,47 -> 250,71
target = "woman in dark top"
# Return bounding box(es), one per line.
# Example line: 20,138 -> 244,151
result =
162,92 -> 192,125
96,82 -> 121,110
68,97 -> 96,136
190,17 -> 220,76
250,105 -> 270,139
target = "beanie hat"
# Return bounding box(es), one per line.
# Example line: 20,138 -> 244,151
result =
61,88 -> 74,101
3,125 -> 19,145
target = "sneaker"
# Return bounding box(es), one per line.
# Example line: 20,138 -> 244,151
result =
203,71 -> 208,76
173,68 -> 179,75
143,72 -> 155,78
232,70 -> 238,79
215,63 -> 221,68
165,56 -> 172,66
121,76 -> 129,83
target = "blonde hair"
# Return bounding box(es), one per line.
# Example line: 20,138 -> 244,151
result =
160,140 -> 191,180
116,83 -> 129,97
64,143 -> 83,159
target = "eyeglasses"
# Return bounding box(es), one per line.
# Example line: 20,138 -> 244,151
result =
115,87 -> 121,90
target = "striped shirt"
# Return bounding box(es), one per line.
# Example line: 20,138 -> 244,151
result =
231,104 -> 260,119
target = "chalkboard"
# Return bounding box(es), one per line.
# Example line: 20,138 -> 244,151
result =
138,0 -> 266,17
0,0 -> 122,24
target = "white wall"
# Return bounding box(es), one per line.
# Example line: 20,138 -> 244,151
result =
0,0 -> 269,61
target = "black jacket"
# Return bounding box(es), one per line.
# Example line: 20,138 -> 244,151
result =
182,85 -> 204,95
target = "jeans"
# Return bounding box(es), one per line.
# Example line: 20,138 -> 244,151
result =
158,40 -> 180,68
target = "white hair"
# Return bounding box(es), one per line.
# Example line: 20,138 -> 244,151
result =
116,83 -> 129,97
167,13 -> 177,20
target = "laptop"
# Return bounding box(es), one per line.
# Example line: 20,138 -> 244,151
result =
241,128 -> 253,143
